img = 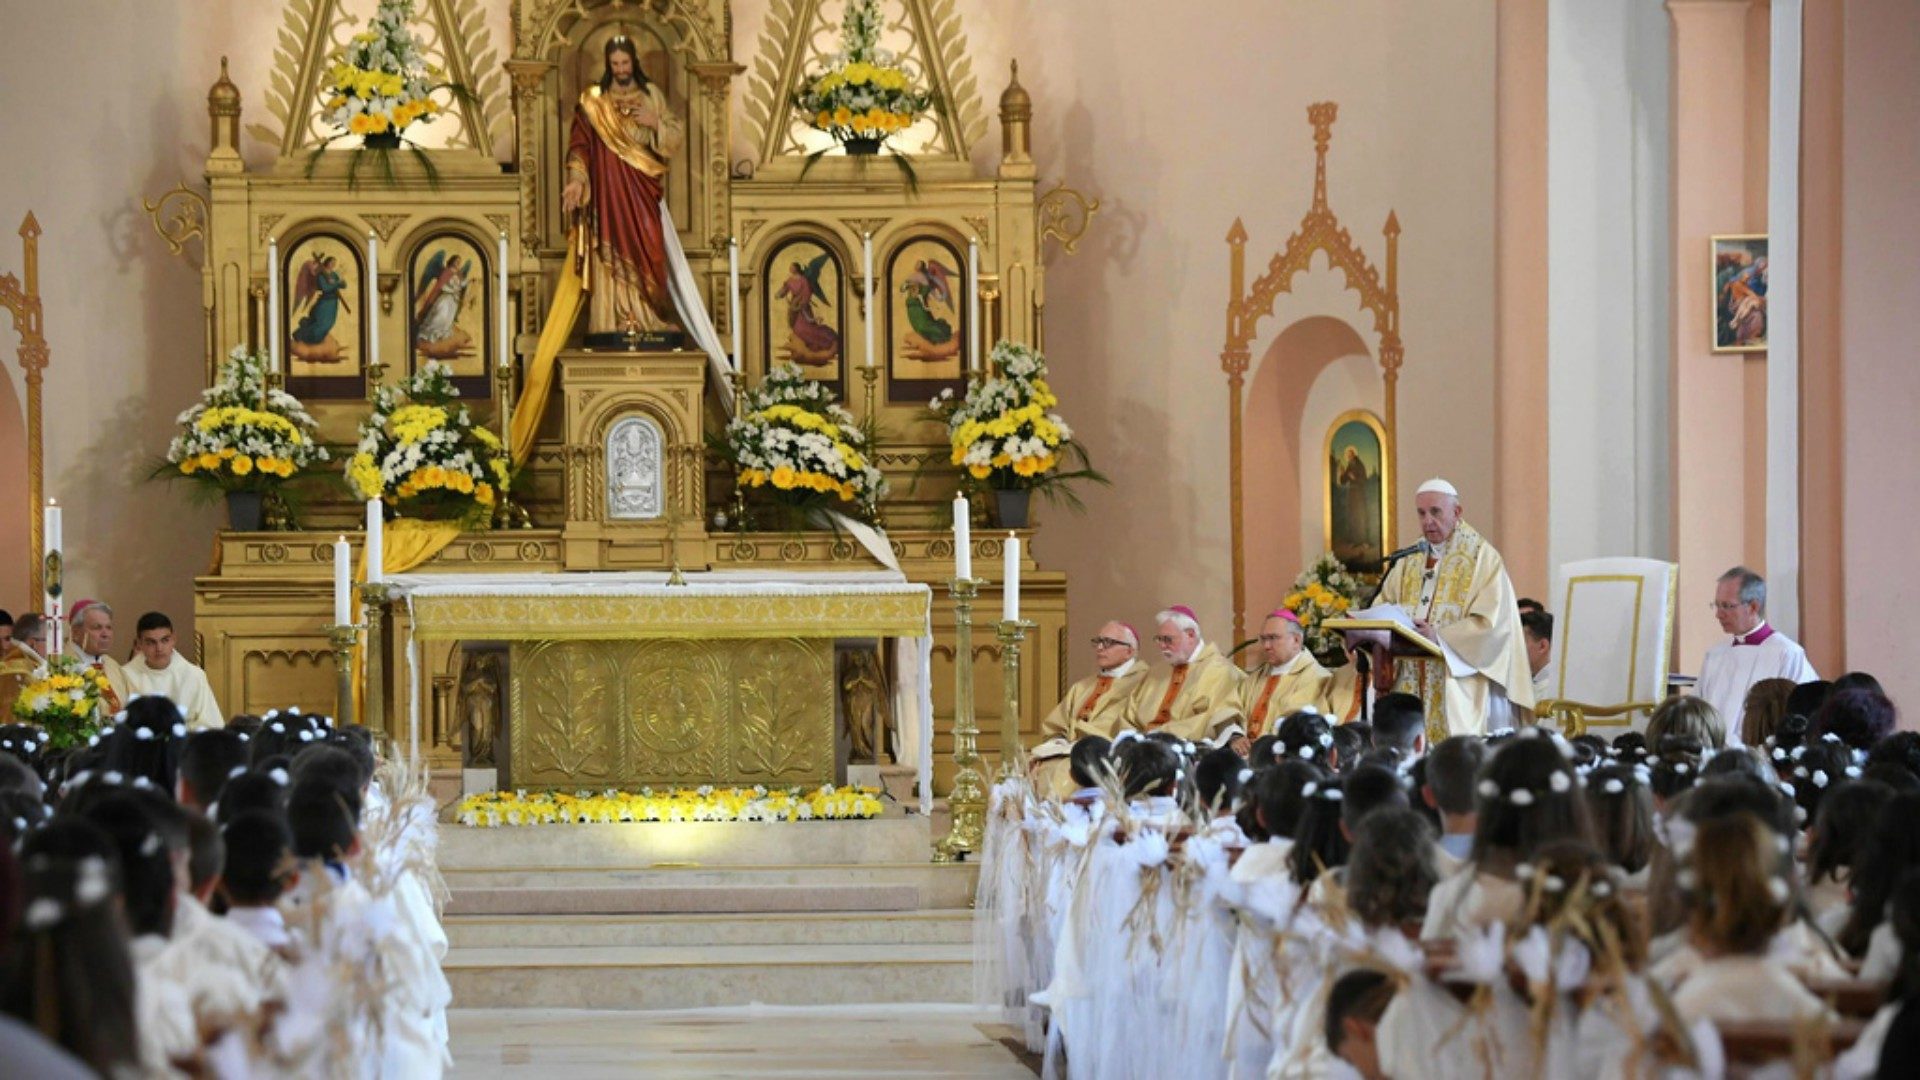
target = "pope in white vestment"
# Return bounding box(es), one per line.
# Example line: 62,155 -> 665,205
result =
1373,479 -> 1534,738
1694,567 -> 1818,743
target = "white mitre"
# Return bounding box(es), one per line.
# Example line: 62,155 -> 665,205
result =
1416,477 -> 1459,498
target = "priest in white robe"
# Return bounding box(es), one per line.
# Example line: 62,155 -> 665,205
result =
1373,478 -> 1534,737
1028,621 -> 1150,797
1694,567 -> 1818,744
121,611 -> 224,730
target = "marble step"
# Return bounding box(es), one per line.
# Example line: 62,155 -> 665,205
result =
443,862 -> 979,908
443,942 -> 975,1010
438,815 -> 935,871
446,882 -> 927,917
445,910 -> 973,949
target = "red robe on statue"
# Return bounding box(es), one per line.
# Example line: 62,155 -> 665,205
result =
567,82 -> 684,334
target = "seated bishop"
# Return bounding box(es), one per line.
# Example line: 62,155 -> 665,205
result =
1127,606 -> 1247,744
66,599 -> 129,712
1240,608 -> 1333,738
119,611 -> 224,730
1028,621 -> 1150,797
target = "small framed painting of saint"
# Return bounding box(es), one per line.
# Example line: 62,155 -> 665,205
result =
1324,410 -> 1392,575
886,235 -> 969,404
407,231 -> 492,397
762,235 -> 846,399
1711,234 -> 1767,353
283,232 -> 367,400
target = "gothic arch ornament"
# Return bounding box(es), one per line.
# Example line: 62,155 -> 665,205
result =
1221,102 -> 1402,644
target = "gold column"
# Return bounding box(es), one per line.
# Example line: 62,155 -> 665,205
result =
360,584 -> 388,738
934,577 -> 985,862
328,623 -> 359,728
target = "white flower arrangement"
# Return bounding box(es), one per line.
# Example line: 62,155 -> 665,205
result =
793,0 -> 934,149
321,0 -> 450,143
721,364 -> 887,519
346,361 -> 508,525
165,347 -> 328,492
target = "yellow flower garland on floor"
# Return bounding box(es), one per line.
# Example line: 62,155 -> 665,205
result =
455,785 -> 887,827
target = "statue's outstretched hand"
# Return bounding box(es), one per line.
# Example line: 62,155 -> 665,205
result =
562,177 -> 587,215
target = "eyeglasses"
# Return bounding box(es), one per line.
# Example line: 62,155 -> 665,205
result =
1707,601 -> 1747,613
1089,637 -> 1131,650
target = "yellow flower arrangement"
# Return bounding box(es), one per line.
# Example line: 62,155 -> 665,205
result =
721,364 -> 886,520
793,0 -> 933,149
350,362 -> 509,525
933,342 -> 1103,504
12,655 -> 114,750
1286,552 -> 1365,666
166,347 -> 327,493
320,0 -> 455,147
455,785 -> 887,827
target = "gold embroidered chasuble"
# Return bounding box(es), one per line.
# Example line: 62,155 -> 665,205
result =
1125,642 -> 1248,743
1029,662 -> 1152,797
1240,650 -> 1334,737
1376,520 -> 1534,737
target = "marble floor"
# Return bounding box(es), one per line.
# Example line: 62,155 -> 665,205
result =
449,1004 -> 1038,1079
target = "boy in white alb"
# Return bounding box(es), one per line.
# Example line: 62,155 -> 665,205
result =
1694,567 -> 1817,744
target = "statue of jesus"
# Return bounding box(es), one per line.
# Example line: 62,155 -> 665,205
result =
562,36 -> 686,343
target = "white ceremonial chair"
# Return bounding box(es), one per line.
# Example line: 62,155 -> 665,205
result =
1535,557 -> 1678,736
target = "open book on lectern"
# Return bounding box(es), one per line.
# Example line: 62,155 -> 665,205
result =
1323,604 -> 1476,679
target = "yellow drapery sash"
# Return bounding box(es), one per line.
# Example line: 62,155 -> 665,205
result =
509,233 -> 586,465
353,518 -> 465,726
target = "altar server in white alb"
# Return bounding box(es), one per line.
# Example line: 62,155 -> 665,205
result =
119,611 -> 225,730
1373,478 -> 1534,735
1694,566 -> 1818,743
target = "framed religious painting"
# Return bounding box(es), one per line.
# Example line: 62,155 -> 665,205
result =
761,235 -> 846,399
885,235 -> 970,404
1323,409 -> 1392,575
407,230 -> 492,398
282,231 -> 367,400
1711,234 -> 1768,353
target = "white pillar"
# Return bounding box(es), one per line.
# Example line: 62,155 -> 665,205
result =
1765,0 -> 1802,637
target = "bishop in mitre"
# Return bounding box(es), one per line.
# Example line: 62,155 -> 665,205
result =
1374,479 -> 1533,735
1028,621 -> 1150,797
1128,606 -> 1247,744
1240,609 -> 1333,739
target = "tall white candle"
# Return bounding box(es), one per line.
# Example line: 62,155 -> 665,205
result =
728,237 -> 741,368
43,499 -> 61,654
953,494 -> 972,580
43,498 -> 61,556
967,237 -> 980,373
365,498 -> 385,584
496,231 -> 510,370
863,232 -> 875,367
1003,532 -> 1021,622
267,236 -> 281,373
333,536 -> 352,627
366,231 -> 380,371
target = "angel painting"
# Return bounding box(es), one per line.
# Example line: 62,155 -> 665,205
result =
773,253 -> 842,367
899,256 -> 959,362
290,254 -> 351,365
412,250 -> 475,361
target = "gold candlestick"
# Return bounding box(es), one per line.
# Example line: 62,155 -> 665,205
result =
326,622 -> 360,729
860,364 -> 880,422
358,583 -> 388,738
492,362 -> 529,528
995,619 -> 1034,780
935,577 -> 987,862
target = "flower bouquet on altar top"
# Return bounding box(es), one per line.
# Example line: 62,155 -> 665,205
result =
11,655 -> 113,751
931,341 -> 1105,528
719,364 -> 887,526
163,346 -> 329,530
309,0 -> 465,182
793,0 -> 934,158
347,362 -> 509,526
1284,553 -> 1365,667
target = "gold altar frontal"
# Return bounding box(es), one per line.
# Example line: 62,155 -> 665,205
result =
397,575 -> 930,790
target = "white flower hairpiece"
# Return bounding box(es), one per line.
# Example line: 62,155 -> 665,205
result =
268,768 -> 289,786
1632,765 -> 1652,785
132,726 -> 153,742
1846,765 -> 1863,779
1821,732 -> 1842,744
236,732 -> 249,743
1318,733 -> 1334,749
1548,771 -> 1572,794
1173,768 -> 1186,784
1509,788 -> 1535,807
23,897 -> 61,931
1672,762 -> 1691,775
1322,788 -> 1344,802
1767,877 -> 1791,904
1543,874 -> 1567,893
11,816 -> 25,834
1810,769 -> 1829,789
1297,744 -> 1313,759
1779,781 -> 1797,797
101,771 -> 123,785
74,857 -> 110,904
1478,779 -> 1500,799
1,739 -> 10,750
1771,747 -> 1789,762
171,723 -> 187,738
268,722 -> 287,734
297,729 -> 316,742
1677,869 -> 1697,890
265,708 -> 282,720
1602,778 -> 1625,795
139,833 -> 162,858
1516,862 -> 1536,880
1237,769 -> 1254,785
1303,781 -> 1321,797
1590,879 -> 1614,898
227,765 -> 248,779
1113,730 -> 1141,745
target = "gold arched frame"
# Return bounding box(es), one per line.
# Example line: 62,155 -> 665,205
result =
1321,408 -> 1393,574
0,214 -> 47,601
1221,103 -> 1401,643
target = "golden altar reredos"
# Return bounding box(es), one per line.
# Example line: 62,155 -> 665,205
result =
165,0 -> 1099,791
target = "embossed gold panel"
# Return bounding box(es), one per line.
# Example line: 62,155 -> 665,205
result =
508,637 -> 835,789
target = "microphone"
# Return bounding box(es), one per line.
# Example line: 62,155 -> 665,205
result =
1382,539 -> 1430,564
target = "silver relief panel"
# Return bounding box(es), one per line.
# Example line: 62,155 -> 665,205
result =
606,415 -> 664,520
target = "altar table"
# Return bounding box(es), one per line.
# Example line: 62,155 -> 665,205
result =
387,570 -> 935,805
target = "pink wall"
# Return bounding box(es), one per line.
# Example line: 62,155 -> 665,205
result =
1667,0 -> 1770,669
1495,0 -> 1550,602
1835,0 -> 1920,708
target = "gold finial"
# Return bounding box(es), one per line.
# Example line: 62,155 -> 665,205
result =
999,60 -> 1032,166
1308,102 -> 1338,212
207,57 -> 242,165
